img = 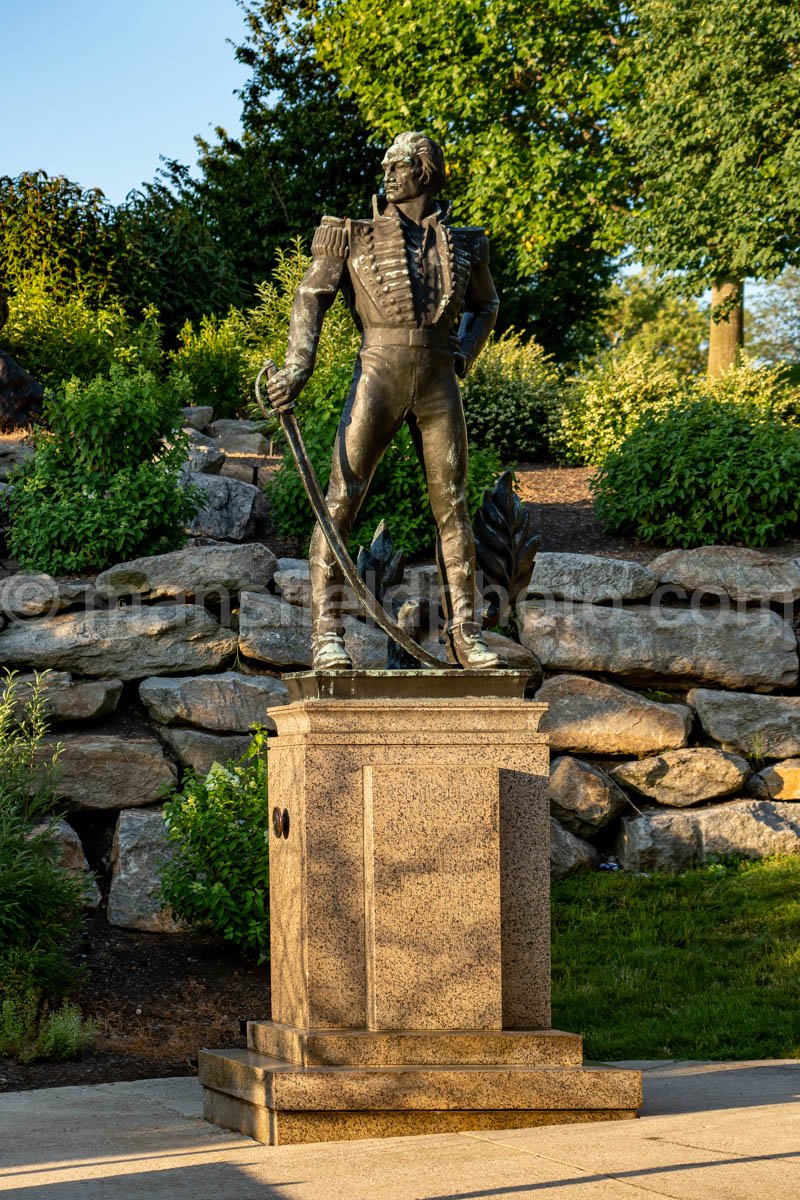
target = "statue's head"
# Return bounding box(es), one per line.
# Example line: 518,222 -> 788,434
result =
381,132 -> 447,203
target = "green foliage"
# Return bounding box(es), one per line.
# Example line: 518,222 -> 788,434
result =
700,354 -> 800,428
161,735 -> 270,962
188,1 -> 375,311
0,673 -> 88,1051
316,0 -> 639,354
6,366 -> 200,574
552,857 -> 800,1060
550,348 -> 684,465
0,986 -> 95,1064
460,332 -> 566,463
629,0 -> 800,292
0,172 -> 120,301
3,275 -> 162,388
169,310 -> 252,418
592,393 -> 800,547
600,270 -> 708,376
267,387 -> 503,557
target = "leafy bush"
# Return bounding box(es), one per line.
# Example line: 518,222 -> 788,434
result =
592,395 -> 800,547
169,310 -> 252,419
549,348 -> 685,465
5,366 -> 201,573
2,274 -> 162,388
160,735 -> 270,962
266,387 -> 503,557
0,673 -> 93,1061
0,986 -> 95,1064
698,354 -> 800,427
460,331 -> 566,463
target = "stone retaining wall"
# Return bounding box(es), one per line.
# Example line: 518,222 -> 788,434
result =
4,446 -> 800,931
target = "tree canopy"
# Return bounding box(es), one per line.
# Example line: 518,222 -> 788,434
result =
629,0 -> 800,373
314,0 -> 640,356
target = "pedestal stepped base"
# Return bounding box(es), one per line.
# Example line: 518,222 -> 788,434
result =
200,671 -> 641,1144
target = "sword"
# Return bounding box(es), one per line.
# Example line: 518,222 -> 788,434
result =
255,360 -> 446,670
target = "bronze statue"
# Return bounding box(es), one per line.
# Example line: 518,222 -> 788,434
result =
265,131 -> 502,671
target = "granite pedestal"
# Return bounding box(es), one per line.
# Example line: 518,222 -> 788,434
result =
200,671 -> 641,1143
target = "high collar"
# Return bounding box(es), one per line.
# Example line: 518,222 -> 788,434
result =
372,193 -> 453,226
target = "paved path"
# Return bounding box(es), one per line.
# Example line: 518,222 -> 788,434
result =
0,1060 -> 798,1199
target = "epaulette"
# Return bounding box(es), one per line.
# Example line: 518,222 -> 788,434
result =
311,216 -> 348,259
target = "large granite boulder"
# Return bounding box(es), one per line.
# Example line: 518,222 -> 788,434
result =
95,543 -> 276,601
140,670 -> 288,732
187,472 -> 267,541
535,675 -> 692,756
157,727 -> 252,775
748,760 -> 800,801
0,604 -> 236,680
649,545 -> 800,604
207,418 -> 264,439
529,553 -> 657,604
5,672 -> 122,724
181,405 -> 214,432
688,689 -> 800,759
518,600 -> 797,692
108,808 -> 183,933
549,756 -> 628,837
32,819 -> 100,908
550,817 -> 598,880
0,573 -> 93,619
185,429 -> 225,475
41,733 -> 177,810
611,747 -> 750,807
238,591 -> 387,669
0,351 -> 43,430
617,800 -> 800,872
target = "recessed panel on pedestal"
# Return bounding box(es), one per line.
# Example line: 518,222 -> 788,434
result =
363,764 -> 502,1030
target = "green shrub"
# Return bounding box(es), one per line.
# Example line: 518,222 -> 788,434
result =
549,348 -> 685,465
2,274 -> 162,387
160,735 -> 270,962
0,987 -> 95,1064
266,386 -> 503,557
5,366 -> 201,574
0,673 -> 88,1057
460,331 -> 566,462
169,310 -> 252,419
698,354 -> 800,427
592,395 -> 800,547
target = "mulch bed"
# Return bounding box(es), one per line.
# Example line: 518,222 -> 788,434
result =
0,915 -> 269,1093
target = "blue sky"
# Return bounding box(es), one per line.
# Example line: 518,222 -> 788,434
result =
2,0 -> 248,203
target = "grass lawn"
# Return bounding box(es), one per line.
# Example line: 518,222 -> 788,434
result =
551,856 -> 800,1061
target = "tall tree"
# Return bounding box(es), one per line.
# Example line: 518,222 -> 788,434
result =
629,0 -> 800,377
191,0 -> 376,298
314,0 -> 639,358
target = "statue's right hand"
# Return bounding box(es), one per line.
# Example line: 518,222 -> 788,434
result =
264,366 -> 304,414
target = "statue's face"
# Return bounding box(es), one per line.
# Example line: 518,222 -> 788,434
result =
382,145 -> 427,203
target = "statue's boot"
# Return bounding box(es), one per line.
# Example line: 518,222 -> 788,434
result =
312,631 -> 352,671
447,621 -> 503,670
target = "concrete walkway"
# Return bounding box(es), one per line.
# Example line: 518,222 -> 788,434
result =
0,1060 -> 798,1199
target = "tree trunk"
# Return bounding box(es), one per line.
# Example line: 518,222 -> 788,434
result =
707,279 -> 744,378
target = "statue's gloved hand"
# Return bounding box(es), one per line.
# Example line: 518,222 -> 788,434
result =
450,333 -> 470,379
264,365 -> 308,414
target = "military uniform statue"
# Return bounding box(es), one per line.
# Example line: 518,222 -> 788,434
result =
265,131 -> 503,671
